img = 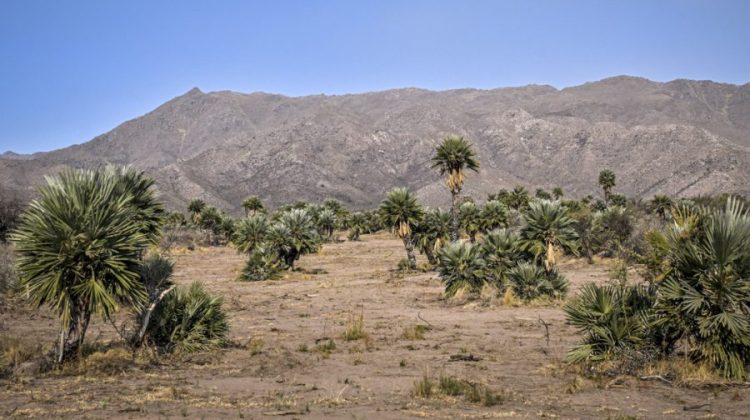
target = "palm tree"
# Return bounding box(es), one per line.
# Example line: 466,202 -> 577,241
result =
480,200 -> 509,232
552,187 -> 564,200
188,199 -> 206,225
653,198 -> 750,379
198,206 -> 223,245
598,169 -> 616,204
508,186 -> 530,210
316,208 -> 336,240
347,212 -> 366,241
437,242 -> 486,297
459,201 -> 481,242
242,196 -> 264,216
431,135 -> 479,242
480,228 -> 523,286
106,165 -> 165,244
649,194 -> 673,221
535,188 -> 552,200
379,188 -> 424,270
507,262 -> 569,301
413,208 -> 451,265
11,168 -> 154,362
520,200 -> 579,271
269,209 -> 320,269
232,214 -> 270,254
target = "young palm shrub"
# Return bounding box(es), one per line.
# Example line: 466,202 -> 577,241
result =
232,214 -> 270,254
11,168 -> 154,362
480,200 -> 509,232
379,188 -> 424,270
437,242 -> 486,297
520,200 -> 579,271
508,186 -> 530,210
239,246 -> 283,281
187,198 -> 206,225
564,283 -> 656,362
347,212 -> 366,241
198,206 -> 223,245
218,215 -> 236,243
242,195 -> 264,216
132,255 -> 176,346
653,198 -> 750,379
270,209 -> 320,269
459,201 -> 481,242
480,229 -> 524,287
143,282 -> 228,353
506,262 -> 568,301
431,135 -> 479,242
649,194 -> 673,221
316,208 -> 336,241
412,208 -> 451,265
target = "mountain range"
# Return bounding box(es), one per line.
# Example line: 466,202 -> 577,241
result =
2,75 -> 749,214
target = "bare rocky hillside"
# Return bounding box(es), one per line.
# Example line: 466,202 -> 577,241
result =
2,75 -> 749,213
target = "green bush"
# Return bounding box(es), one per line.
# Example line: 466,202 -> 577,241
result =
145,282 -> 229,353
506,262 -> 568,301
239,247 -> 282,281
565,283 -> 656,363
437,242 -> 486,297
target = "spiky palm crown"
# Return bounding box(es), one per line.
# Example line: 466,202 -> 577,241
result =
654,198 -> 750,379
459,201 -> 481,235
145,281 -> 228,353
437,242 -> 487,297
242,196 -> 264,213
106,165 -> 165,244
11,168 -> 151,323
507,262 -> 569,301
276,209 -> 321,256
316,209 -> 336,232
598,169 -> 616,191
187,199 -> 206,215
413,208 -> 452,254
480,200 -> 509,232
232,214 -> 270,254
509,186 -> 530,210
379,188 -> 424,238
521,200 -> 579,269
431,135 -> 479,194
649,195 -> 673,219
480,228 -> 523,284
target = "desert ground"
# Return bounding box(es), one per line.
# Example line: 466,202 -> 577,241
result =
1,232 -> 748,419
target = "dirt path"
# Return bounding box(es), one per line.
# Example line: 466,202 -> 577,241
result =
1,233 -> 748,418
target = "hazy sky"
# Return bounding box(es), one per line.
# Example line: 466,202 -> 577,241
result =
1,0 -> 749,154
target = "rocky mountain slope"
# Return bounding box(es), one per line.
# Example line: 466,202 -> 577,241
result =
2,75 -> 749,213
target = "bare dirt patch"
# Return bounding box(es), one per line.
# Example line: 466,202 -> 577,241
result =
1,232 -> 748,418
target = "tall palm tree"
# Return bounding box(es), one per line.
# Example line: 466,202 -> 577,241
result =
379,188 -> 424,269
431,135 -> 479,242
598,169 -> 616,204
520,200 -> 579,271
11,168 -> 154,362
187,199 -> 206,225
241,196 -> 264,216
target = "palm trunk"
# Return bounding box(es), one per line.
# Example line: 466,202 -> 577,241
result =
403,235 -> 417,270
424,245 -> 437,266
58,303 -> 91,363
451,191 -> 459,242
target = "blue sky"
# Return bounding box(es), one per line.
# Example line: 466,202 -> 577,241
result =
1,0 -> 749,154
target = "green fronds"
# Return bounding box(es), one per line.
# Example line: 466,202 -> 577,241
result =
507,262 -> 568,301
379,188 -> 424,239
431,135 -> 479,194
232,214 -> 270,254
437,242 -> 486,297
144,282 -> 229,353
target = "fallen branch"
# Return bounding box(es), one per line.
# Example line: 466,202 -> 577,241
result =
639,375 -> 673,385
417,311 -> 433,327
134,285 -> 176,346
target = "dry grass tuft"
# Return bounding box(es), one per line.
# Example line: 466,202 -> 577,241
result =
400,324 -> 431,340
343,313 -> 367,341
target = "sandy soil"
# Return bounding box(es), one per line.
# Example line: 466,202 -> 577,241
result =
1,232 -> 748,419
